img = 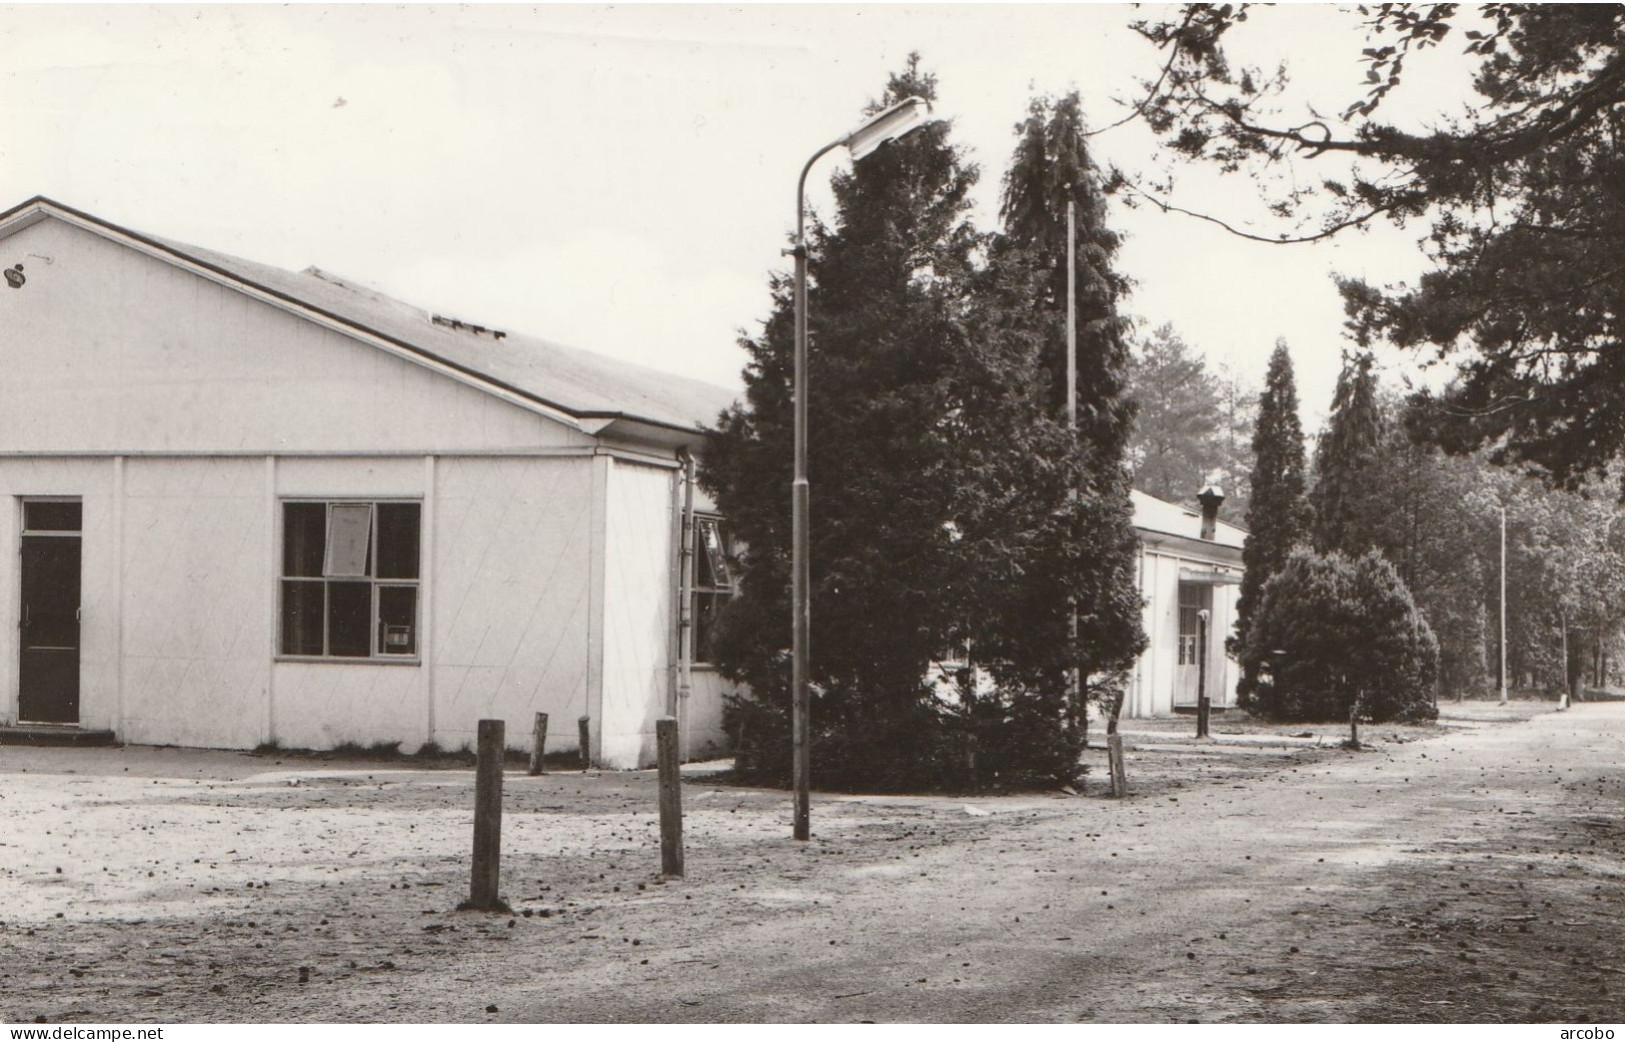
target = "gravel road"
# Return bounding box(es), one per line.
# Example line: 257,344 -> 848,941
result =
1,702 -> 1620,1023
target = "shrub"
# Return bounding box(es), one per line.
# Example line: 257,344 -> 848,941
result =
724,673 -> 1088,792
1245,548 -> 1439,723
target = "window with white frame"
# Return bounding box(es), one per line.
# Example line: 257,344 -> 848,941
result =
280,501 -> 421,659
691,516 -> 734,664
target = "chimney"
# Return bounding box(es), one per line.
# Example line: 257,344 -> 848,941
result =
1197,485 -> 1225,541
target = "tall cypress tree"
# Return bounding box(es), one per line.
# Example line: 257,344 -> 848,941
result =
1233,339 -> 1309,706
999,91 -> 1135,460
701,57 -> 984,790
989,91 -> 1144,730
1311,352 -> 1387,556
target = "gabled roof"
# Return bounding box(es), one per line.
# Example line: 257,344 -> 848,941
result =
0,196 -> 740,440
1131,488 -> 1247,551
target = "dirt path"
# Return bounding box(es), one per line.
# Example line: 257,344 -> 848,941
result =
2,704 -> 1622,1023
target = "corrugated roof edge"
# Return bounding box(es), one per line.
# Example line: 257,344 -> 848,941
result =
0,195 -> 738,437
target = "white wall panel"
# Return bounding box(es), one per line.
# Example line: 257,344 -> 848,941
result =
599,460 -> 675,767
0,220 -> 588,455
276,458 -> 425,498
684,668 -> 735,760
273,661 -> 426,751
119,458 -> 268,748
431,456 -> 593,755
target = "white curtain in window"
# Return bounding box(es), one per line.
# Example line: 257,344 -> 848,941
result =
325,504 -> 372,577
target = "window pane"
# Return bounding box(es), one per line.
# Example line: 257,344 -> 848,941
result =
377,585 -> 418,655
376,504 -> 420,580
699,519 -> 732,588
694,532 -> 715,588
280,580 -> 325,655
25,501 -> 81,533
328,581 -> 372,657
694,591 -> 725,663
283,503 -> 327,577
325,504 -> 372,577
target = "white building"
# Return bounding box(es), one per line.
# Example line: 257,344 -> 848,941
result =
0,197 -> 740,767
1126,487 -> 1245,717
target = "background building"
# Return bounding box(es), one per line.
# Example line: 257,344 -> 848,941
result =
1127,487 -> 1244,717
0,197 -> 738,767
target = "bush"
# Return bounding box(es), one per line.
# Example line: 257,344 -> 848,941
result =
1244,548 -> 1439,723
724,674 -> 1087,792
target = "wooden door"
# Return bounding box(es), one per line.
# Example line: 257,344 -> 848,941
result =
18,500 -> 81,724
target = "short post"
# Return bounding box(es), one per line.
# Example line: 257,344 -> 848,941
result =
1196,610 -> 1211,739
656,716 -> 684,877
1107,732 -> 1128,797
528,712 -> 549,776
578,715 -> 592,770
467,718 -> 505,911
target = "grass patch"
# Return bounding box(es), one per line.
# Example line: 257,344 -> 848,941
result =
329,740 -> 404,760
248,738 -> 593,770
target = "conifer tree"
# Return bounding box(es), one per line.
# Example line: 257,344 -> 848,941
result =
999,91 -> 1135,461
702,58 -> 988,790
990,91 -> 1144,734
1311,352 -> 1386,556
1233,339 -> 1309,707
1247,548 -> 1439,724
1127,324 -> 1223,504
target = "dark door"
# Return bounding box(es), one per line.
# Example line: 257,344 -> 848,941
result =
19,501 -> 81,724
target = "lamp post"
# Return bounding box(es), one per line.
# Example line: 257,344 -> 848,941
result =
1196,609 -> 1211,739
1500,504 -> 1509,706
791,96 -> 933,842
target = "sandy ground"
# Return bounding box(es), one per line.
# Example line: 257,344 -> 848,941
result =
1,700 -> 1621,1024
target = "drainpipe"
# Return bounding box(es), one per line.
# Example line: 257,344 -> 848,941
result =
672,449 -> 697,750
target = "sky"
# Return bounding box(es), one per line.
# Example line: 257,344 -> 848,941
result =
0,4 -> 1481,430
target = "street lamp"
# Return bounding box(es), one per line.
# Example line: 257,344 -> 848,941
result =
1500,504 -> 1509,705
790,96 -> 933,842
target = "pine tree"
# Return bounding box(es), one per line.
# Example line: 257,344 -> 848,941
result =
1126,324 -> 1256,513
1233,339 -> 1309,708
1311,352 -> 1386,555
1127,324 -> 1223,504
1137,7 -> 1625,484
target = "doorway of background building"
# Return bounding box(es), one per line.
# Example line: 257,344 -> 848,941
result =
18,498 -> 81,724
1173,580 -> 1212,709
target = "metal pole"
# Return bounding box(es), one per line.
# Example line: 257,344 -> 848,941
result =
1500,504 -> 1509,705
1066,200 -> 1077,431
792,140 -> 839,842
1560,607 -> 1571,711
787,105 -> 929,841
1066,200 -> 1081,736
1196,610 -> 1210,739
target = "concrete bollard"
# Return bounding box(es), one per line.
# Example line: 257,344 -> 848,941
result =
529,712 -> 549,776
466,718 -> 506,911
657,716 -> 684,877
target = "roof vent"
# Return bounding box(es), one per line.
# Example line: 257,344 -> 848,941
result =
432,313 -> 506,340
1197,485 -> 1225,541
